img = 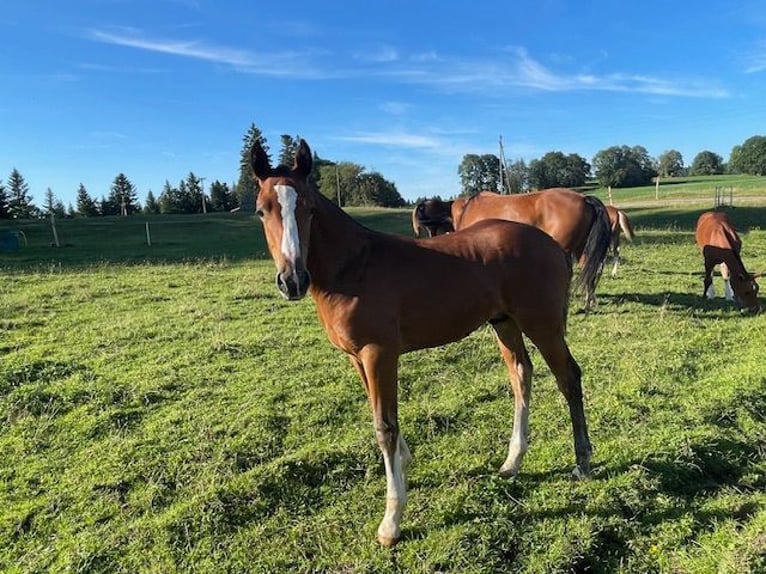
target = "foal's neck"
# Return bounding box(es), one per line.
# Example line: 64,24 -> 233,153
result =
307,192 -> 373,292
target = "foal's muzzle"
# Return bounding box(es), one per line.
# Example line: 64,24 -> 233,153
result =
276,265 -> 311,300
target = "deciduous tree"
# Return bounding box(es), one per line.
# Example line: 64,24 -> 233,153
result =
657,149 -> 684,177
728,135 -> 766,175
690,151 -> 724,176
458,154 -> 501,196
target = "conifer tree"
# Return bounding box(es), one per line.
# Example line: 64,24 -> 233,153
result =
7,168 -> 35,219
0,180 -> 10,218
235,123 -> 268,212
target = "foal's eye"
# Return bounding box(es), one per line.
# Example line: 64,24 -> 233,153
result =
256,208 -> 264,218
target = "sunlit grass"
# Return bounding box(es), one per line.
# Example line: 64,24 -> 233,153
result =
2,195 -> 766,572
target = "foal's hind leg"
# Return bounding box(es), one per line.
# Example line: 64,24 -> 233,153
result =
610,233 -> 621,278
526,327 -> 592,479
492,320 -> 533,478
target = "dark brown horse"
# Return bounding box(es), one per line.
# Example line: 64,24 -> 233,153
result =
251,139 -> 592,546
605,205 -> 635,277
413,189 -> 612,308
695,210 -> 760,313
411,198 -> 455,237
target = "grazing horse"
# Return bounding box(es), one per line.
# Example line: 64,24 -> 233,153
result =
605,205 -> 635,277
251,139 -> 592,547
414,189 -> 612,308
411,198 -> 455,237
695,211 -> 760,313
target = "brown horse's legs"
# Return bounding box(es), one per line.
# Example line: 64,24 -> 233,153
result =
492,320 -> 533,478
703,260 -> 716,299
530,332 -> 592,479
610,232 -> 621,278
352,347 -> 408,547
720,262 -> 734,300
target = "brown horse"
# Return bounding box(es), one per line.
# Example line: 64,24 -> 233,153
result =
414,189 -> 612,308
695,210 -> 761,313
605,205 -> 635,277
251,139 -> 592,547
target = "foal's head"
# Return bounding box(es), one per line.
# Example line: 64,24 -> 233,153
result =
731,271 -> 761,314
251,139 -> 315,300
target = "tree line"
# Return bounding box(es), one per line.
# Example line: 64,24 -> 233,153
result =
457,134 -> 766,196
0,124 -> 406,220
3,130 -> 766,219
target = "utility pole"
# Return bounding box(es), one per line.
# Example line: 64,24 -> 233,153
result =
498,135 -> 509,194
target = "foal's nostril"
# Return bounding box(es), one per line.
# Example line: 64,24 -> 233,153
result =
275,268 -> 310,300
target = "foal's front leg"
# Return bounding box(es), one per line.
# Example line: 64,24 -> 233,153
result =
353,347 -> 409,547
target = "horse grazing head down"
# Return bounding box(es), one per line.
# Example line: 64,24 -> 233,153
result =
411,198 -> 455,237
251,139 -> 314,300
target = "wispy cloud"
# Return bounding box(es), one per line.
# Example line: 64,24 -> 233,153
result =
85,28 -> 729,98
337,131 -> 444,149
379,101 -> 411,116
353,45 -> 399,63
401,47 -> 729,98
85,27 -> 335,78
743,41 -> 766,73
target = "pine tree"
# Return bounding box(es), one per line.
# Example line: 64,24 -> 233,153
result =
278,134 -> 300,167
7,168 -> 36,219
235,123 -> 268,212
76,183 -> 98,217
158,181 -> 179,214
183,172 -> 204,214
209,180 -> 236,212
0,180 -> 9,219
109,173 -> 139,215
144,190 -> 160,214
44,188 -> 56,214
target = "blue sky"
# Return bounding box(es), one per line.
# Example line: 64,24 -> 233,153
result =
2,1 -> 766,208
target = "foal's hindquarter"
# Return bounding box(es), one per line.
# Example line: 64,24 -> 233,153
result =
308,216 -> 591,546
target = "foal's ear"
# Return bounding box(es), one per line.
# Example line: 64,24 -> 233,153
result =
250,141 -> 272,181
293,139 -> 313,178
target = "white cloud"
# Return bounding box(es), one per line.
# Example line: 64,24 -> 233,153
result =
354,45 -> 399,63
85,28 -> 730,98
337,131 -> 443,149
85,27 -> 333,78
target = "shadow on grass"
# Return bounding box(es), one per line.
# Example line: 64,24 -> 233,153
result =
630,205 -> 766,232
597,290 -> 760,315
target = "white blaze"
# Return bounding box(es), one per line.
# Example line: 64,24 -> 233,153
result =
275,185 -> 300,263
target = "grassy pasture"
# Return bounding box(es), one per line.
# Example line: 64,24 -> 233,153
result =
2,187 -> 766,572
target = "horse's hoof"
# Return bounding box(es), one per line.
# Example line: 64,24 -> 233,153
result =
498,465 -> 519,479
377,533 -> 400,548
571,466 -> 588,481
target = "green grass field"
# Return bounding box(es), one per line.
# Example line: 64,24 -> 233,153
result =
2,182 -> 766,573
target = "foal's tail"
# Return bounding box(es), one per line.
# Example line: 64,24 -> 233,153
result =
577,196 -> 612,305
617,209 -> 635,242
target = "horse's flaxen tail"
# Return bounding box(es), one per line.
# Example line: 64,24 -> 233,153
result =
617,209 -> 635,242
577,195 -> 612,306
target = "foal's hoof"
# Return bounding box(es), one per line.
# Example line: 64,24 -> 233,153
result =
571,466 -> 589,481
377,533 -> 400,548
498,465 -> 519,479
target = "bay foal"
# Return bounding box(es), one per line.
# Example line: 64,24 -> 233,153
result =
251,139 -> 591,546
695,210 -> 760,313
